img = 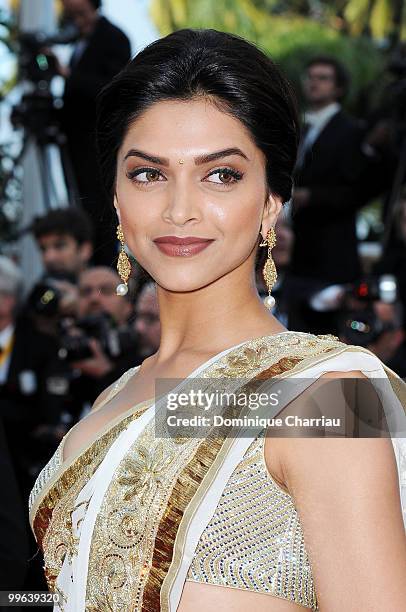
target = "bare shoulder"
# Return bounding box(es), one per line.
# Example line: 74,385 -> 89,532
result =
319,369 -> 368,379
267,370 -> 406,610
264,370 -> 374,486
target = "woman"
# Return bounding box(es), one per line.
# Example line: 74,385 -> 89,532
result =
29,29 -> 406,611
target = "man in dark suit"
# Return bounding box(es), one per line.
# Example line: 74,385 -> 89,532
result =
0,257 -> 61,591
286,56 -> 372,334
0,258 -> 61,495
58,0 -> 131,266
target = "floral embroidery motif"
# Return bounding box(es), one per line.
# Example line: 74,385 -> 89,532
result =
119,440 -> 174,503
32,331 -> 348,609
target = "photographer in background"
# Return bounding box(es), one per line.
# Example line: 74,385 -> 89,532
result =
16,208 -> 94,479
338,276 -> 405,377
64,267 -> 142,419
28,208 -> 93,334
364,187 -> 406,376
56,0 -> 131,265
0,257 -> 61,495
33,207 -> 93,278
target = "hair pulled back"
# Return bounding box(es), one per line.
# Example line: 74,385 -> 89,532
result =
96,28 -> 299,205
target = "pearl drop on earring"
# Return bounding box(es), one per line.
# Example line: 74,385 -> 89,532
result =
264,294 -> 275,309
116,283 -> 128,296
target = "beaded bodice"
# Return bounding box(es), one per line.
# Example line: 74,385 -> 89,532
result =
186,430 -> 318,610
30,332 -> 352,610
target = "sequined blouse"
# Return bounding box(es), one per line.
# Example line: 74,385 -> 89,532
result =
185,430 -> 318,610
31,331 -> 349,610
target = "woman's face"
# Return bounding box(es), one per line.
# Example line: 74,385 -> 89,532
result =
115,98 -> 281,293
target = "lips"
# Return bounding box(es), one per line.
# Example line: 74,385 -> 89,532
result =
153,236 -> 213,245
153,236 -> 214,257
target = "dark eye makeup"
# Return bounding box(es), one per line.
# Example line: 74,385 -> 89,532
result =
125,166 -> 244,186
126,167 -> 163,182
206,167 -> 244,183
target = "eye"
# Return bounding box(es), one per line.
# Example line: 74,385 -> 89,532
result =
205,167 -> 243,185
126,167 -> 166,184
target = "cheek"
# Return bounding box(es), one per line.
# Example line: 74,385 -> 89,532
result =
116,180 -> 152,233
219,186 -> 264,240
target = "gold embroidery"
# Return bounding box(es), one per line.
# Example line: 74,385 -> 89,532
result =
32,332 -> 347,607
29,366 -> 140,522
119,440 -> 175,503
86,333 -> 342,610
36,407 -> 150,591
85,423 -> 200,611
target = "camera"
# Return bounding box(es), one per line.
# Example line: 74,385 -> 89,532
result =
338,275 -> 399,346
25,272 -> 77,317
11,24 -> 79,140
18,24 -> 79,84
58,312 -> 137,363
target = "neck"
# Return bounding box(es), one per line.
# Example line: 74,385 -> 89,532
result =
152,255 -> 286,364
88,13 -> 100,35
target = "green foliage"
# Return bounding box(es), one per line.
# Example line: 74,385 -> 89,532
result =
150,1 -> 385,112
255,17 -> 385,112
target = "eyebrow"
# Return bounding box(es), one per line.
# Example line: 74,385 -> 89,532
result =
123,147 -> 249,166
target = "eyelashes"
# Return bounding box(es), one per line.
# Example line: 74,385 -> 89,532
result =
125,166 -> 244,187
126,168 -> 163,184
206,167 -> 243,184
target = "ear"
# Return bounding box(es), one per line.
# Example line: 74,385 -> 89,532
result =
260,193 -> 283,242
79,241 -> 93,263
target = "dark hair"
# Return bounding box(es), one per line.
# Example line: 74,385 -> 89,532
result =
88,0 -> 102,9
32,208 -> 94,245
305,55 -> 350,100
96,28 -> 299,205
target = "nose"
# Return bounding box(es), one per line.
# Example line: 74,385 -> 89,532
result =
43,249 -> 57,264
162,180 -> 201,226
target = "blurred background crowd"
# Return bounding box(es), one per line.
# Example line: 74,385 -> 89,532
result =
0,0 -> 406,598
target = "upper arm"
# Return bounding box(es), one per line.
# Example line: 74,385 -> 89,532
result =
274,371 -> 406,611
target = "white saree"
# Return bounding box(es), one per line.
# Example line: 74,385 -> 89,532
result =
28,331 -> 406,611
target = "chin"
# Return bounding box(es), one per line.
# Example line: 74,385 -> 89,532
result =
151,270 -> 222,294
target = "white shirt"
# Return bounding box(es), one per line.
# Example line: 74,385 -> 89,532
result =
296,102 -> 341,168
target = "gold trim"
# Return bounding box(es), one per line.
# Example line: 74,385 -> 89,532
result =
29,396 -> 153,530
30,329 -> 324,527
32,405 -> 150,548
33,332 -> 398,606
158,348 -> 338,610
160,342 -> 406,609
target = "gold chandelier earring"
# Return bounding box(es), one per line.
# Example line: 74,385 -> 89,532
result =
259,227 -> 277,309
116,224 -> 131,296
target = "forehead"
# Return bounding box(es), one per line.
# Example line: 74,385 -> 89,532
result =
80,270 -> 118,286
119,98 -> 259,159
63,0 -> 91,10
307,63 -> 335,74
39,233 -> 75,245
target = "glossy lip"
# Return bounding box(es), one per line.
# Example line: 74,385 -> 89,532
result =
153,238 -> 214,257
153,236 -> 214,245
